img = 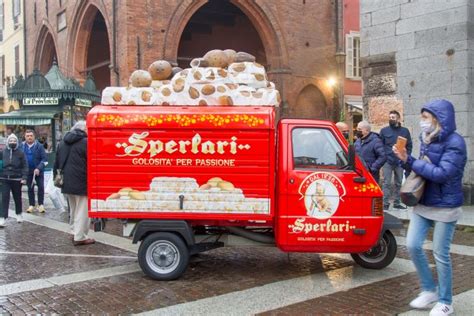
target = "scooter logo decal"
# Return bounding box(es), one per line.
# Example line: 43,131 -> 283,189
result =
298,172 -> 346,219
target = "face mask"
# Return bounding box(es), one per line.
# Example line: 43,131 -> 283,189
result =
8,143 -> 16,149
419,120 -> 435,133
389,120 -> 398,127
342,131 -> 350,140
355,131 -> 363,138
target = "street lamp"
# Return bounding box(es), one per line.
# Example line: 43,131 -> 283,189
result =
327,77 -> 337,88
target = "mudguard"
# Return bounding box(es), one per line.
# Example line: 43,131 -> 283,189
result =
132,220 -> 195,245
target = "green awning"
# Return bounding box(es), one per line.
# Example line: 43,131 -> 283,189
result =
0,109 -> 60,125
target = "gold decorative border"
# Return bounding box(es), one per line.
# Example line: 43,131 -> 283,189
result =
96,114 -> 266,127
353,183 -> 380,193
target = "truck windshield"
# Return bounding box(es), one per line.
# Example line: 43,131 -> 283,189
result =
292,128 -> 348,169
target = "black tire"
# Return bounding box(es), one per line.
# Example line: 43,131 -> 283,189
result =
138,232 -> 190,280
351,230 -> 397,269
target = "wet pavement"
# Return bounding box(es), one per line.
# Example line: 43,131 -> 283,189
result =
0,193 -> 473,315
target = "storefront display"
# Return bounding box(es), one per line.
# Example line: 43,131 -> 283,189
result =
0,61 -> 100,152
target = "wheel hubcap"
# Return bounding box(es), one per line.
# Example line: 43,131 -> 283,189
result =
146,241 -> 180,274
360,237 -> 388,262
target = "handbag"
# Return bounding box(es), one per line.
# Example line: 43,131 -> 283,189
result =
53,169 -> 65,188
400,156 -> 431,206
54,145 -> 71,188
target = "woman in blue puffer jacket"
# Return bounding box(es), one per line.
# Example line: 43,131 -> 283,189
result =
393,99 -> 466,316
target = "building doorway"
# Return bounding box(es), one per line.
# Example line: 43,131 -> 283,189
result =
85,12 -> 110,91
293,85 -> 329,119
177,0 -> 266,68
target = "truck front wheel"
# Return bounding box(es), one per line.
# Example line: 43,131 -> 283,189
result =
351,230 -> 397,269
138,232 -> 190,280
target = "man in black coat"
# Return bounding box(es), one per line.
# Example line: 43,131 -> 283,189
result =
1,134 -> 28,227
354,120 -> 386,183
54,121 -> 94,245
380,110 -> 412,210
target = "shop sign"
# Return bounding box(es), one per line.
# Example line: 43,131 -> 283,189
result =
75,98 -> 92,107
23,97 -> 59,105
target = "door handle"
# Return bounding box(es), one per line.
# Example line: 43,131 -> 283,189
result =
289,178 -> 294,184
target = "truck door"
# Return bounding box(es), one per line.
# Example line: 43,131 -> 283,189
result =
276,122 -> 382,253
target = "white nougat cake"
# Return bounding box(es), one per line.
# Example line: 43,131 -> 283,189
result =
91,176 -> 270,214
101,61 -> 280,107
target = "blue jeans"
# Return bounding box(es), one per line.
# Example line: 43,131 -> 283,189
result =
382,163 -> 403,205
406,212 -> 457,305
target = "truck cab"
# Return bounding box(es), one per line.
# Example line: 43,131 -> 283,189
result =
275,120 -> 385,254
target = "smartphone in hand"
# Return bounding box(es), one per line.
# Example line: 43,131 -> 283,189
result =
395,136 -> 407,151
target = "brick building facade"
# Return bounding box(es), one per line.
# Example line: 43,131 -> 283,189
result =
24,0 -> 342,119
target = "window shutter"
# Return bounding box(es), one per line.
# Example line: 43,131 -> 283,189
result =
14,45 -> 19,77
13,0 -> 20,17
0,1 -> 4,31
346,34 -> 354,78
1,55 -> 4,84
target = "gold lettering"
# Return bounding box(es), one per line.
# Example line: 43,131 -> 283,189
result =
293,218 -> 304,233
165,140 -> 178,154
117,132 -> 249,157
179,140 -> 191,154
148,140 -> 164,158
118,132 -> 149,157
320,223 -> 326,232
192,134 -> 201,154
304,223 -> 313,234
217,141 -> 229,154
230,136 -> 237,154
201,141 -> 216,154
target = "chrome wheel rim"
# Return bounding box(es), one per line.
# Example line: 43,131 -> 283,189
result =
358,237 -> 388,263
146,240 -> 180,274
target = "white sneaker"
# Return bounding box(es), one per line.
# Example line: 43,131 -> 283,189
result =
16,214 -> 23,223
430,303 -> 454,316
26,206 -> 35,213
0,218 -> 5,227
410,291 -> 439,309
37,205 -> 45,213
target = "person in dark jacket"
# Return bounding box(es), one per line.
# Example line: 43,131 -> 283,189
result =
354,120 -> 386,183
393,99 -> 466,316
54,121 -> 95,246
0,134 -> 28,227
380,110 -> 413,210
23,129 -> 48,213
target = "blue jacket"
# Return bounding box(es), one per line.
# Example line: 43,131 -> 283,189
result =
22,141 -> 48,173
404,99 -> 466,208
354,132 -> 386,176
380,124 -> 412,165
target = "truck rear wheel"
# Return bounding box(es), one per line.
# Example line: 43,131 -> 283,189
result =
138,232 -> 189,280
351,230 -> 397,269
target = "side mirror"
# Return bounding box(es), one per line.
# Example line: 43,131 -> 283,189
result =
348,144 -> 356,170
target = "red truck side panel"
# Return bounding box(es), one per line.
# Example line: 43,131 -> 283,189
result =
87,106 -> 276,222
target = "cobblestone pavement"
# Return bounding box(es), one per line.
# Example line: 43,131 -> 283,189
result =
0,195 -> 472,315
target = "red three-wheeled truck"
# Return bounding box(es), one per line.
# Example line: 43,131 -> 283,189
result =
87,105 -> 402,280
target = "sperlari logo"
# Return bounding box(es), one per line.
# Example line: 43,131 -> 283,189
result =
115,132 -> 251,157
288,218 -> 356,234
298,172 -> 346,219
